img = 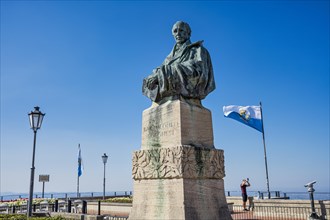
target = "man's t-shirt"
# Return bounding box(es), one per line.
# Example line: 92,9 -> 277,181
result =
241,184 -> 247,194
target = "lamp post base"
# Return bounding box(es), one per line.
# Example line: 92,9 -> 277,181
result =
28,166 -> 35,217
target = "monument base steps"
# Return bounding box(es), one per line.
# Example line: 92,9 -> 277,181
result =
129,178 -> 232,220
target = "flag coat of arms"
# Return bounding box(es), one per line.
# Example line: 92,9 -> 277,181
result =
223,105 -> 263,132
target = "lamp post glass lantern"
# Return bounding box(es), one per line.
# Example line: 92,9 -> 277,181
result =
29,106 -> 45,131
28,106 -> 45,217
102,153 -> 108,164
102,153 -> 108,200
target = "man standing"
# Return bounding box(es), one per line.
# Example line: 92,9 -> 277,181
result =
241,178 -> 251,211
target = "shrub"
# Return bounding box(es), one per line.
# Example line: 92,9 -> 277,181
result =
104,196 -> 133,203
0,214 -> 66,220
0,198 -> 55,207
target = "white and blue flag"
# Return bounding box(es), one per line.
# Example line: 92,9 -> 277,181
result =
223,105 -> 263,132
78,145 -> 83,177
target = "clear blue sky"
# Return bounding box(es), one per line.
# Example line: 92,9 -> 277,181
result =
1,1 -> 329,195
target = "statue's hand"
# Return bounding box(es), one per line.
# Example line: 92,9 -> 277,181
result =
147,76 -> 158,89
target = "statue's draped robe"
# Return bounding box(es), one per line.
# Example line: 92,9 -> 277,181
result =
142,40 -> 215,103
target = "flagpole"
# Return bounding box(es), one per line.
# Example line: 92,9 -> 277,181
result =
260,102 -> 271,199
77,175 -> 79,197
77,144 -> 80,198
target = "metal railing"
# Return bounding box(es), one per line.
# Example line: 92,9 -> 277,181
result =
1,203 -> 328,220
231,204 -> 327,220
0,203 -> 56,214
1,196 -> 329,219
225,191 -> 330,200
0,191 -> 133,202
2,191 -> 329,201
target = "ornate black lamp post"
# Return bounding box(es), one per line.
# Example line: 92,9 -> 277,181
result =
102,153 -> 108,200
28,106 -> 45,217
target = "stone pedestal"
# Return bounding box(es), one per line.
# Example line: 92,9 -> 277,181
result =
130,178 -> 231,220
141,100 -> 214,149
129,100 -> 232,220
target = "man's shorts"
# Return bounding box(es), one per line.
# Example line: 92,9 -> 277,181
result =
242,193 -> 248,202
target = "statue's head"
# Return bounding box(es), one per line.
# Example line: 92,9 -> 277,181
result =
172,21 -> 191,45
